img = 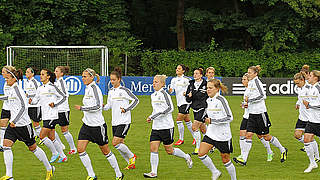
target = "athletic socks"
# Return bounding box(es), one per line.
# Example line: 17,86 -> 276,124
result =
270,136 -> 285,153
0,127 -> 6,146
3,147 -> 13,177
199,155 -> 219,174
42,137 -> 58,156
260,137 -> 273,155
115,143 -> 134,163
55,131 -> 64,148
34,125 -> 41,137
194,130 -> 201,149
172,148 -> 188,159
224,160 -> 237,180
150,152 -> 159,174
298,135 -> 304,143
105,151 -> 122,178
52,139 -> 66,158
79,152 -> 96,177
32,147 -> 52,171
311,140 -> 320,159
242,139 -> 252,162
63,131 -> 76,150
185,121 -> 194,138
177,121 -> 184,140
239,136 -> 245,156
305,142 -> 316,164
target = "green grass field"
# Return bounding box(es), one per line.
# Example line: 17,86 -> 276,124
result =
0,95 -> 319,180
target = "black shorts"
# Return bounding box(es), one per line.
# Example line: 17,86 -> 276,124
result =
193,109 -> 207,123
202,135 -> 233,154
4,123 -> 36,147
58,111 -> 70,126
246,112 -> 271,135
43,119 -> 59,129
112,124 -> 130,139
178,104 -> 190,114
295,119 -> 308,130
240,118 -> 248,130
1,109 -> 10,119
28,107 -> 41,122
150,128 -> 174,145
78,123 -> 109,146
305,122 -> 320,137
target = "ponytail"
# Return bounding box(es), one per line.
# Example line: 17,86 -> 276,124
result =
84,68 -> 100,83
248,65 -> 262,75
110,67 -> 122,80
208,79 -> 228,94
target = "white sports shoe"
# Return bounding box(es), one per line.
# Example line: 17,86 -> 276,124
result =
212,170 -> 221,180
304,163 -> 318,173
186,154 -> 193,168
143,172 -> 157,178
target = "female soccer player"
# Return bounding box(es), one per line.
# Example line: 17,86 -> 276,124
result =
185,68 -> 208,155
54,66 -> 76,154
235,73 -> 273,162
206,67 -> 215,81
0,66 -> 12,151
143,75 -> 193,178
0,67 -> 54,180
234,65 -> 287,166
29,68 -> 67,163
302,70 -> 320,173
198,79 -> 237,180
293,72 -> 319,160
74,68 -> 124,180
24,67 -> 42,138
168,64 -> 194,146
104,67 -> 139,170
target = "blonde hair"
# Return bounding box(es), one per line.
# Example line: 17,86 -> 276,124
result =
311,70 -> 320,82
248,65 -> 262,75
301,64 -> 310,74
294,72 -> 306,81
84,68 -> 100,83
154,75 -> 167,85
3,66 -> 16,72
208,79 -> 228,94
206,67 -> 215,74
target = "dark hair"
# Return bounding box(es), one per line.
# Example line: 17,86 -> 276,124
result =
15,69 -> 24,80
26,67 -> 38,75
56,66 -> 70,75
110,67 -> 122,80
42,68 -> 56,83
194,67 -> 204,75
178,64 -> 189,73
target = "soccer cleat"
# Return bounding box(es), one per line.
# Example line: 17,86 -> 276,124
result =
174,139 -> 184,146
0,145 -> 3,152
267,153 -> 273,162
86,176 -> 97,180
192,139 -> 196,145
68,149 -> 77,155
38,139 -> 45,145
300,147 -> 306,152
116,173 -> 124,180
191,148 -> 199,155
34,135 -> 39,142
315,158 -> 320,163
233,156 -> 246,166
304,163 -> 318,173
46,165 -> 55,180
186,154 -> 193,168
49,154 -> 60,163
57,156 -> 68,163
0,176 -> 13,180
212,170 -> 221,180
280,148 -> 288,163
124,154 -> 137,170
143,172 -> 157,178
209,147 -> 216,154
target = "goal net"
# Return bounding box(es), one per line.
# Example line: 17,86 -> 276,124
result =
6,46 -> 108,76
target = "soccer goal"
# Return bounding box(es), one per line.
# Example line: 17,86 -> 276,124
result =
6,46 -> 109,76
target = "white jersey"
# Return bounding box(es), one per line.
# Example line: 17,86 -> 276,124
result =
205,94 -> 233,141
2,82 -> 10,110
0,82 -> 31,127
307,82 -> 320,123
243,87 -> 249,119
54,77 -> 70,112
23,77 -> 41,108
31,82 -> 66,120
104,85 -> 139,126
296,83 -> 311,121
149,88 -> 174,130
170,75 -> 190,107
81,81 -> 105,127
247,77 -> 267,114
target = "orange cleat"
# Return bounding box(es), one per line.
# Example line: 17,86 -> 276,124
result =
192,139 -> 196,145
174,139 -> 184,146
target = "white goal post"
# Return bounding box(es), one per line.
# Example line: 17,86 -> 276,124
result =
6,46 -> 109,76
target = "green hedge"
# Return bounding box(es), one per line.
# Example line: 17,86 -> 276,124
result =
140,50 -> 320,77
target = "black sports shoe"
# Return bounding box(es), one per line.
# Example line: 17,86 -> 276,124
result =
0,145 -> 3,152
233,157 -> 247,166
116,173 -> 124,180
300,147 -> 306,152
280,148 -> 288,163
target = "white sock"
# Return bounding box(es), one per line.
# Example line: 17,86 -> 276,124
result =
79,152 -> 95,177
55,131 -> 65,148
105,151 -> 122,178
311,140 -> 320,159
32,147 -> 52,171
150,152 -> 159,174
52,139 -> 66,158
305,142 -> 316,164
42,137 -> 58,156
63,131 -> 76,150
194,130 -> 201,149
3,147 -> 13,177
199,155 -> 219,174
34,125 -> 41,137
177,121 -> 184,140
260,138 -> 273,154
185,121 -> 194,138
270,136 -> 285,153
172,148 -> 188,159
242,139 -> 252,162
0,127 -> 7,146
298,135 -> 304,143
115,143 -> 134,163
224,160 -> 237,180
239,136 -> 246,156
